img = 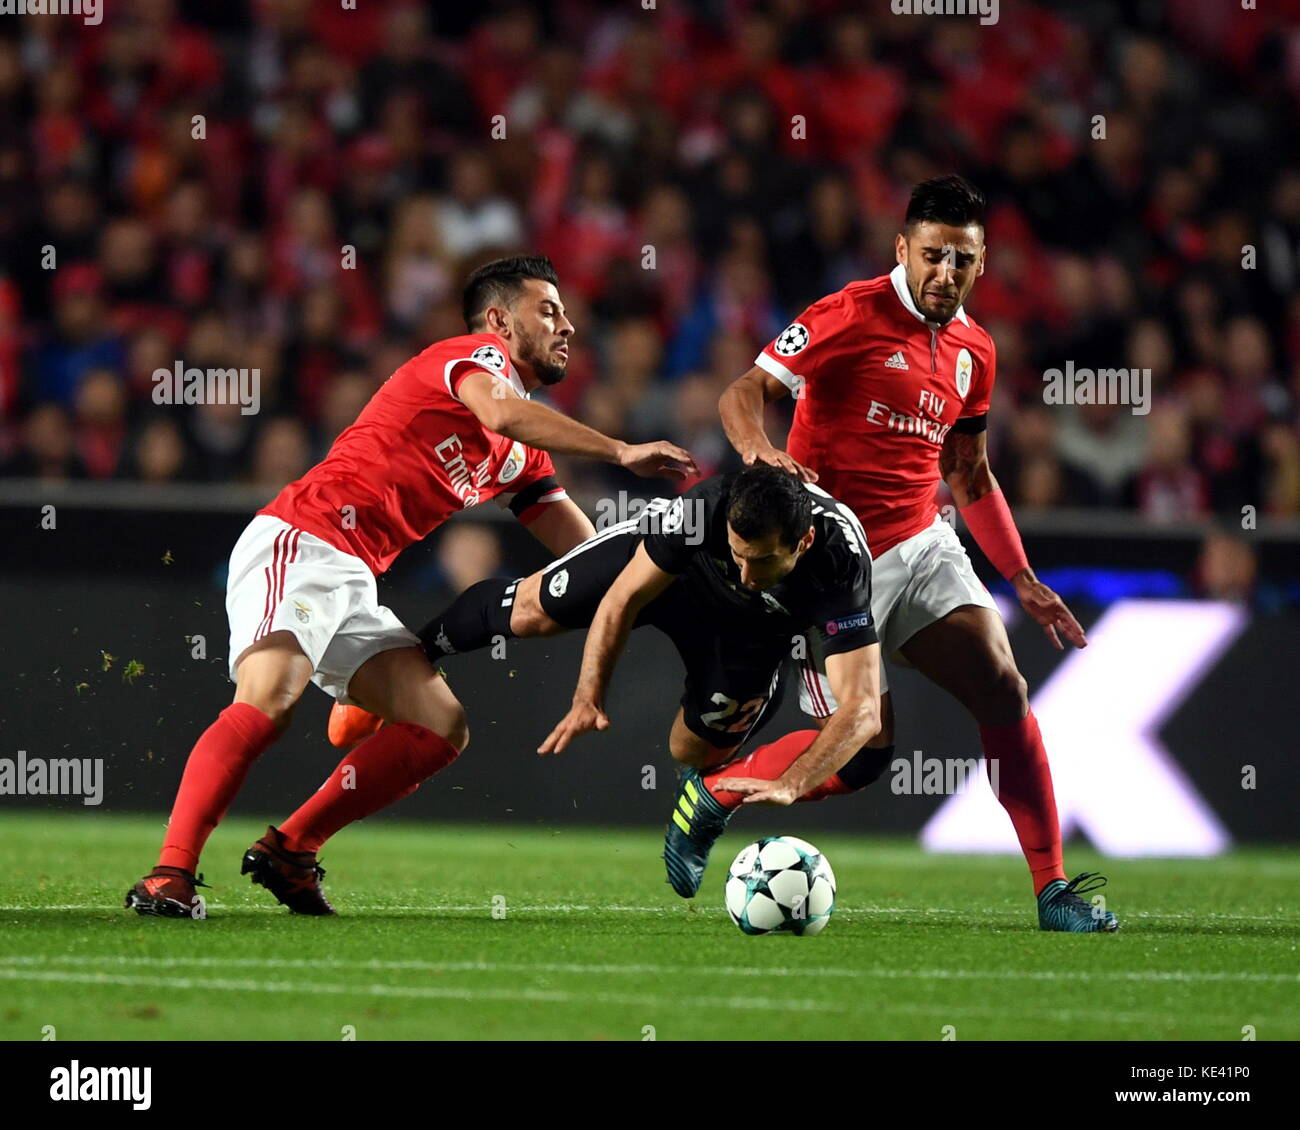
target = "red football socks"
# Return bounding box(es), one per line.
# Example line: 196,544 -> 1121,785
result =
158,703 -> 279,872
980,710 -> 1066,894
278,722 -> 459,854
705,729 -> 855,809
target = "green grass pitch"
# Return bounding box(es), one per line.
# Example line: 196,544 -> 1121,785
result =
1,813 -> 1297,1041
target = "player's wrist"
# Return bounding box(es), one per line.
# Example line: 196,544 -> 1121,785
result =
572,686 -> 603,711
773,769 -> 808,796
1010,567 -> 1037,590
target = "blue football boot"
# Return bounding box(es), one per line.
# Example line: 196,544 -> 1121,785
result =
1038,871 -> 1120,932
663,767 -> 733,898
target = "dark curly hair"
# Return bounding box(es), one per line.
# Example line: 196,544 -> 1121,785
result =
726,466 -> 814,549
904,174 -> 986,233
462,255 -> 560,331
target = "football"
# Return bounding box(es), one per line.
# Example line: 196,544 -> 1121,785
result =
724,836 -> 837,936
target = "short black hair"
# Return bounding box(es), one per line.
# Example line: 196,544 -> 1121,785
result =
726,466 -> 813,550
462,255 -> 560,330
904,175 -> 986,233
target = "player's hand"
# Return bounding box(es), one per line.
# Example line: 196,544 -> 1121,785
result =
1013,573 -> 1087,650
538,700 -> 610,755
711,776 -> 800,806
741,444 -> 818,483
617,441 -> 699,481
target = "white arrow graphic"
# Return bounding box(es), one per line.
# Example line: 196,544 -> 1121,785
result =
922,599 -> 1246,857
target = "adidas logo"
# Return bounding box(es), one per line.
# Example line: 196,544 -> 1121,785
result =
672,776 -> 700,833
885,351 -> 909,370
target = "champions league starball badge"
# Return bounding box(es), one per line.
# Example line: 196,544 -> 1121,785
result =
471,345 -> 506,371
774,322 -> 810,356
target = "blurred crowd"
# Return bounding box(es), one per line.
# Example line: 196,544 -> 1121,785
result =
2,0 -> 1300,530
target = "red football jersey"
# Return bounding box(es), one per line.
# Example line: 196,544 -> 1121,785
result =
261,333 -> 566,575
756,266 -> 996,556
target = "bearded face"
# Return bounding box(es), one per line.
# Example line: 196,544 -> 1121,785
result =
516,322 -> 568,386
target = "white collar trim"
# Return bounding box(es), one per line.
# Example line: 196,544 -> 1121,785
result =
889,263 -> 969,328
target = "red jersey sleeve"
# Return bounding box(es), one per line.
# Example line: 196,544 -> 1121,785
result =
958,333 -> 997,420
754,288 -> 859,398
504,446 -> 569,525
413,336 -> 512,402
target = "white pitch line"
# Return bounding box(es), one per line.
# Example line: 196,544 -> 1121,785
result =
0,902 -> 950,914
0,967 -> 834,1015
1,902 -> 1297,924
0,954 -> 1296,985
0,968 -> 1290,1030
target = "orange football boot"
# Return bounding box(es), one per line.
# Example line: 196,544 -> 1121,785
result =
327,703 -> 383,748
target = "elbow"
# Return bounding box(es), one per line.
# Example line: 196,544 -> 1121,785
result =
719,373 -> 760,414
946,461 -> 997,506
481,400 -> 521,437
596,591 -> 637,628
941,468 -> 970,500
842,696 -> 881,745
863,713 -> 882,748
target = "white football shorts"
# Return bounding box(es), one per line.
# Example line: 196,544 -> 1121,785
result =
798,513 -> 998,715
225,514 -> 419,701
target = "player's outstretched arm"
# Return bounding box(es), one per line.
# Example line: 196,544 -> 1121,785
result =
538,543 -> 676,755
718,366 -> 818,482
940,429 -> 1086,650
458,370 -> 698,480
720,644 -> 882,805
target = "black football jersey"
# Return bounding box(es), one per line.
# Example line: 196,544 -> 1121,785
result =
641,474 -> 877,655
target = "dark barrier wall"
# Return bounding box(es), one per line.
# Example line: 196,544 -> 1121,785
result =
0,501 -> 1295,843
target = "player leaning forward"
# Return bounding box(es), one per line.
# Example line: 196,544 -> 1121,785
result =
333,465 -> 886,895
710,175 -> 1118,933
125,256 -> 696,917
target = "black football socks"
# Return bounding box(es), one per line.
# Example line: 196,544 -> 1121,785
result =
418,577 -> 518,658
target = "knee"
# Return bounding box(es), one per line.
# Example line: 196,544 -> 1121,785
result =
977,664 -> 1028,723
508,598 -> 533,637
265,708 -> 294,736
391,700 -> 469,752
441,709 -> 470,753
669,740 -> 729,771
382,674 -> 471,751
669,743 -> 704,768
994,664 -> 1029,714
509,585 -> 561,638
239,690 -> 299,735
